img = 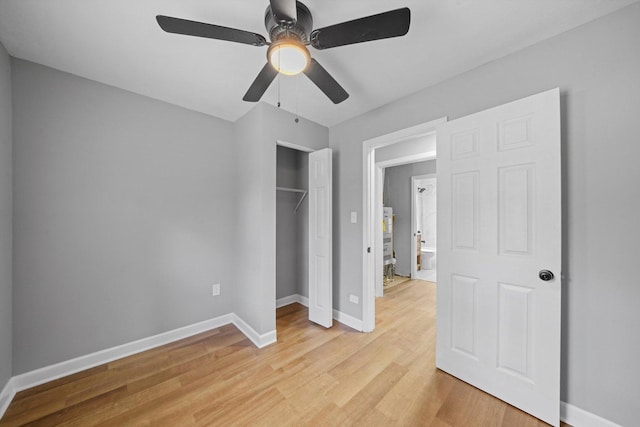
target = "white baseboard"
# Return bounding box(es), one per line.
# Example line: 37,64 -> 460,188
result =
561,402 -> 622,427
231,314 -> 277,348
276,294 -> 363,331
7,312 -> 278,396
0,378 -> 15,420
276,293 -> 309,308
0,312 -> 279,420
332,309 -> 364,331
10,313 -> 234,393
0,315 -> 620,427
276,294 -> 305,308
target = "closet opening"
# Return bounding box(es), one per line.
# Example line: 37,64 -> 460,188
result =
275,144 -> 310,321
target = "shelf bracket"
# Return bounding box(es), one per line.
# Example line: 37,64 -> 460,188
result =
276,186 -> 308,213
294,191 -> 308,213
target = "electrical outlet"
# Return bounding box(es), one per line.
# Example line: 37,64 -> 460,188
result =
212,283 -> 220,296
349,294 -> 359,304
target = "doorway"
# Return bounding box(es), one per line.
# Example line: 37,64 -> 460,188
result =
411,174 -> 437,282
362,89 -> 562,425
275,141 -> 334,329
275,144 -> 310,312
362,118 -> 445,331
381,164 -> 437,292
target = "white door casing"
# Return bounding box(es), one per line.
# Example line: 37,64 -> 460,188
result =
436,88 -> 562,425
309,148 -> 333,328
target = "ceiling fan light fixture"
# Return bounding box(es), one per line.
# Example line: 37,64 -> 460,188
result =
268,40 -> 310,75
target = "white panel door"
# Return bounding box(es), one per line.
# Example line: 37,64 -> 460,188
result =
436,89 -> 561,426
309,148 -> 333,328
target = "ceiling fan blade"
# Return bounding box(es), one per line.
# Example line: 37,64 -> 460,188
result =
243,63 -> 279,102
269,0 -> 297,24
303,59 -> 349,104
156,15 -> 267,46
310,8 -> 410,50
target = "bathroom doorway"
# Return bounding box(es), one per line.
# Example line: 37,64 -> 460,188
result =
411,174 -> 436,282
380,162 -> 436,293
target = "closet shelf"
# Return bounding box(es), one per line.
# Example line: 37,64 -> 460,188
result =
276,187 -> 308,213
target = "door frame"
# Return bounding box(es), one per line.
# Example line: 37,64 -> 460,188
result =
275,139 -> 321,328
361,117 -> 445,332
410,173 -> 436,280
277,139 -> 315,153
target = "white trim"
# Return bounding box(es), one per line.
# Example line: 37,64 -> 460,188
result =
4,324 -> 616,427
377,151 -> 437,169
332,310 -> 364,331
276,294 -> 301,308
362,117 -> 447,332
362,142 -> 375,331
561,402 -> 623,427
375,165 -> 385,297
11,313 -> 233,392
7,312 -> 277,397
364,121 -> 446,149
276,139 -> 315,153
276,294 -> 362,331
276,293 -> 309,308
0,377 -> 16,419
231,314 -> 277,348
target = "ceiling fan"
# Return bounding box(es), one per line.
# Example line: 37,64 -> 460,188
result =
156,1 -> 410,104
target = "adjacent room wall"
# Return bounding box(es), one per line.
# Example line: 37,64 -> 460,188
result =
0,41 -> 12,392
234,103 -> 327,336
383,160 -> 436,276
11,59 -> 237,374
329,3 -> 640,425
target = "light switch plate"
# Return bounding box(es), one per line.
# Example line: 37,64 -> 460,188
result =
350,211 -> 357,223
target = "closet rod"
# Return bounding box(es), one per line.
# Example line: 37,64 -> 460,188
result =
276,186 -> 308,213
276,186 -> 305,193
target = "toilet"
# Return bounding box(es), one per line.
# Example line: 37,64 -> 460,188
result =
420,247 -> 436,270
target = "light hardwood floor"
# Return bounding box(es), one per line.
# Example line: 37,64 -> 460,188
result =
1,280 -> 563,426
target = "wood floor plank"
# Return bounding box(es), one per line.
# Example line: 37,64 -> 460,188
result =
0,280 -> 567,426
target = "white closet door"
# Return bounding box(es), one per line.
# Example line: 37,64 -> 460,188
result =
308,148 -> 333,328
436,88 -> 561,426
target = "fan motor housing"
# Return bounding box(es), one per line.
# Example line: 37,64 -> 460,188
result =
265,1 -> 313,43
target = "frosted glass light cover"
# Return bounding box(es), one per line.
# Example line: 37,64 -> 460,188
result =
269,43 -> 309,75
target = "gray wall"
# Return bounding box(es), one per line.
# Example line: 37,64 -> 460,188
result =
330,4 -> 640,425
234,103 -> 327,335
0,42 -> 12,391
383,160 -> 436,276
233,106 -> 267,334
12,59 -> 237,374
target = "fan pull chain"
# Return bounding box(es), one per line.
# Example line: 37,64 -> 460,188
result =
277,55 -> 281,108
294,75 -> 299,123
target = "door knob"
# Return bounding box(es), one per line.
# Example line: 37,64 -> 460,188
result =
539,270 -> 554,281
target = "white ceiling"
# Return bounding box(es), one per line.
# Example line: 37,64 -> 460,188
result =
0,0 -> 637,127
